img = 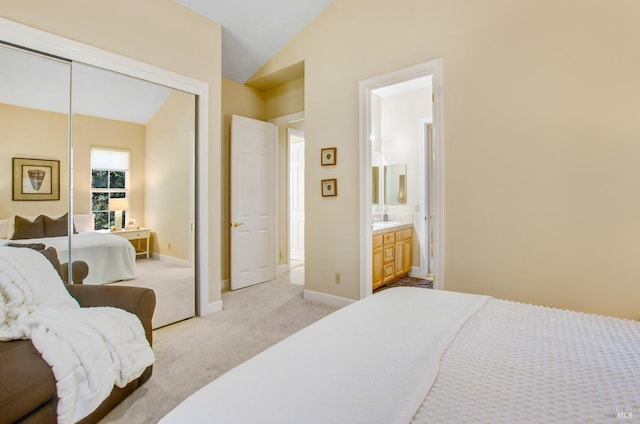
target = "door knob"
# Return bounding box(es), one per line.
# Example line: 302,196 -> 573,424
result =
231,222 -> 245,228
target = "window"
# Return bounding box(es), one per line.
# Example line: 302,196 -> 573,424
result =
90,148 -> 130,230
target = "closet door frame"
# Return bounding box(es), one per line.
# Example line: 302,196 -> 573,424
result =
0,17 -> 212,316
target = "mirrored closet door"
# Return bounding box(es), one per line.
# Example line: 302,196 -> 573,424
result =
70,63 -> 197,328
1,41 -> 197,329
0,42 -> 72,266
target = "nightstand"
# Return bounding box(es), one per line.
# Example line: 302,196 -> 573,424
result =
113,228 -> 151,259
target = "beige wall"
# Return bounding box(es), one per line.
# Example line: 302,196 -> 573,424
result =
264,78 -> 304,120
251,0 -> 640,319
0,0 -> 224,303
0,104 -> 145,225
0,103 -> 69,218
146,91 -> 195,261
73,114 -> 146,221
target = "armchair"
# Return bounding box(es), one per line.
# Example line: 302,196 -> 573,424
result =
0,257 -> 155,424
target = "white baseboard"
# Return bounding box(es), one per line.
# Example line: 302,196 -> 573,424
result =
203,300 -> 223,315
303,289 -> 355,308
149,252 -> 191,267
221,279 -> 230,291
277,264 -> 289,274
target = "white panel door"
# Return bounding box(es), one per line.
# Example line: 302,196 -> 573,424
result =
230,115 -> 276,290
288,130 -> 305,261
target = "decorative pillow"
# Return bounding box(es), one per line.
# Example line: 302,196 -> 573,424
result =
73,213 -> 95,233
10,215 -> 45,240
44,213 -> 76,237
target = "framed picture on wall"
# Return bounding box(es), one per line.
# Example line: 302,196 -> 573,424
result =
12,157 -> 60,201
321,178 -> 338,197
320,147 -> 337,166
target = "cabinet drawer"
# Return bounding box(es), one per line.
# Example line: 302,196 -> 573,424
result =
383,245 -> 394,262
383,232 -> 395,245
395,228 -> 412,241
372,235 -> 383,249
383,263 -> 395,282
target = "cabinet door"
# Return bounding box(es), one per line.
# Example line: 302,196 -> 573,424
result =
372,245 -> 383,289
403,238 -> 412,274
395,241 -> 405,278
383,261 -> 395,284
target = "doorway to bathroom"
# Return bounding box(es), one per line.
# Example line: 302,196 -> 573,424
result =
288,128 -> 305,283
359,59 -> 445,298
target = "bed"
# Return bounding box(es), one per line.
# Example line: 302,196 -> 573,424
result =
160,287 -> 640,423
0,214 -> 136,285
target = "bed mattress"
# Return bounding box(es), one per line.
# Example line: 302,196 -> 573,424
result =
8,232 -> 136,285
412,298 -> 640,423
161,288 -> 640,423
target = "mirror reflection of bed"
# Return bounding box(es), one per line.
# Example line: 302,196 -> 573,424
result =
0,43 -> 197,329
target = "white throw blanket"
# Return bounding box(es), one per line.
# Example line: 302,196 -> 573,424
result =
0,247 -> 155,424
161,287 -> 488,424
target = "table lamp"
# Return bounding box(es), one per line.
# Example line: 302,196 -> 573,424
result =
108,197 -> 129,231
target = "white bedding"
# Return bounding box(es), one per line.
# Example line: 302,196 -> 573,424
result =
412,298 -> 640,423
161,288 -> 640,424
9,232 -> 136,285
160,288 -> 489,424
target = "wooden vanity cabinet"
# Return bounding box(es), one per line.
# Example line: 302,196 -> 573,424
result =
372,234 -> 384,289
395,228 -> 412,279
372,226 -> 412,290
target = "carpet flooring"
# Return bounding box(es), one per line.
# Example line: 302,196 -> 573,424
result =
99,280 -> 337,424
109,258 -> 195,329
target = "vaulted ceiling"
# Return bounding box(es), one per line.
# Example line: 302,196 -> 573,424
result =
177,0 -> 333,83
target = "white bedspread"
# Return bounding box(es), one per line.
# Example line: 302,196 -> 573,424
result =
9,231 -> 136,285
160,287 -> 488,424
0,247 -> 154,424
412,298 -> 640,423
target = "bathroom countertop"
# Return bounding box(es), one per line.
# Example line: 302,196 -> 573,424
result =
371,221 -> 413,236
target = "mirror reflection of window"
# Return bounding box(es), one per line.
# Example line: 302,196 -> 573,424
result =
384,164 -> 407,205
90,148 -> 130,230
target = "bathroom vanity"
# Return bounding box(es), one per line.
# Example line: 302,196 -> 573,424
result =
372,222 -> 413,290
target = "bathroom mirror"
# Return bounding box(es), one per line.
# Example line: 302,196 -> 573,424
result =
384,164 -> 407,205
372,166 -> 380,205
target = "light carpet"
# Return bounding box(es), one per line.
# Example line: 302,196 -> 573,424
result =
109,258 -> 195,329
99,280 -> 338,424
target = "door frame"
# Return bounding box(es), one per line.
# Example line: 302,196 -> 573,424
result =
359,59 -> 445,299
287,127 -> 305,266
269,112 -> 305,276
0,17 -> 212,315
418,117 -> 433,277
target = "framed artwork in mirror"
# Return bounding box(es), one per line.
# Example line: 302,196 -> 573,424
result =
321,178 -> 338,197
321,147 -> 337,166
12,157 -> 60,201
